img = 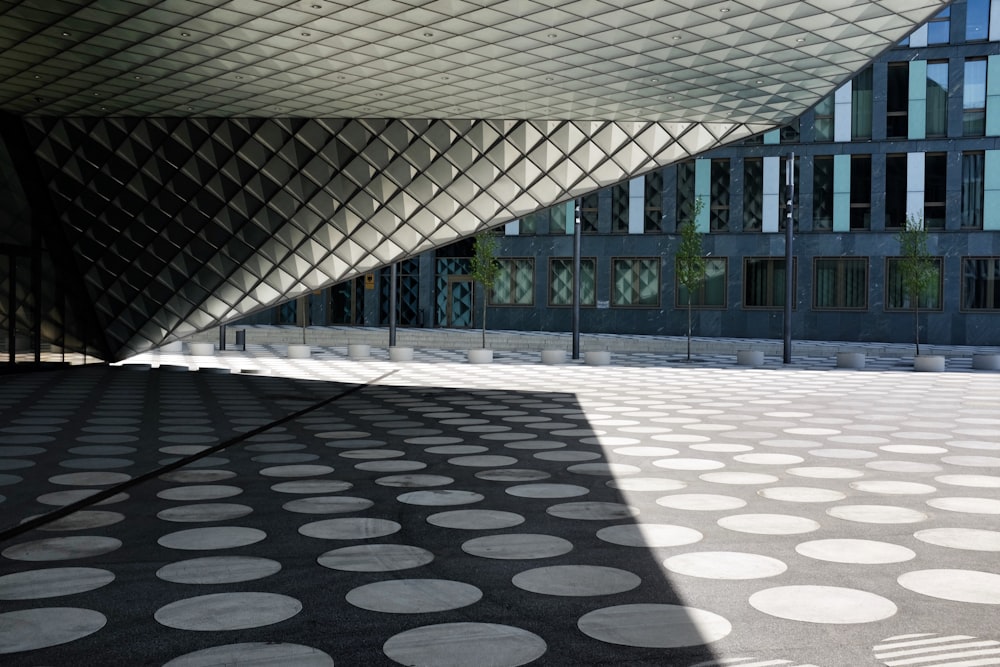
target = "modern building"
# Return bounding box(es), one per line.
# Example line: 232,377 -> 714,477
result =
244,0 -> 1000,348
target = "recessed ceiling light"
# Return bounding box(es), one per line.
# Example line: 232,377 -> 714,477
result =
33,74 -> 40,79
547,32 -> 557,38
423,31 -> 433,37
301,32 -> 310,37
650,78 -> 657,83
720,7 -> 730,12
796,37 -> 806,42
181,31 -> 190,37
544,77 -> 553,82
61,31 -> 70,36
186,106 -> 194,110
93,92 -> 100,96
756,79 -> 763,84
134,75 -> 142,80
235,75 -> 244,80
441,75 -> 450,81
374,92 -> 383,97
671,35 -> 682,40
311,3 -> 322,8
336,75 -> 346,80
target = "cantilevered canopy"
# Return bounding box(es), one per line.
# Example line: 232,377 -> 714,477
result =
0,0 -> 947,360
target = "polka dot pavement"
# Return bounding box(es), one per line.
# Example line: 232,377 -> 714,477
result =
0,351 -> 998,666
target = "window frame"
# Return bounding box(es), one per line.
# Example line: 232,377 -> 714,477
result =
742,257 -> 798,310
884,257 -> 944,312
611,256 -> 661,308
886,61 -> 909,139
547,256 -> 597,308
488,257 -> 535,307
675,257 -> 728,309
812,256 -> 869,311
961,257 -> 1000,312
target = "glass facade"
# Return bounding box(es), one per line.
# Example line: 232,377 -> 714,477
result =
549,258 -> 596,307
814,258 -> 868,310
612,258 -> 660,307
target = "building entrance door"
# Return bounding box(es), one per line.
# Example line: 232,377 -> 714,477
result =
445,277 -> 474,328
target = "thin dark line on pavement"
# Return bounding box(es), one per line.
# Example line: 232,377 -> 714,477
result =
0,369 -> 399,544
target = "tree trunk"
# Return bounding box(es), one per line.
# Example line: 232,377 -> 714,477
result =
914,304 -> 920,357
687,295 -> 692,362
481,293 -> 487,349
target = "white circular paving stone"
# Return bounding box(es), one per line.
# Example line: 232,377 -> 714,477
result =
914,527 -> 1000,551
68,445 -> 137,456
656,494 -> 747,511
613,446 -> 679,457
577,604 -> 732,648
156,556 -> 282,584
426,510 -> 525,530
318,544 -> 434,572
475,469 -> 551,482
156,503 -> 254,523
867,460 -> 942,473
898,569 -> 1000,604
159,469 -> 236,483
717,513 -> 821,535
397,490 -> 484,506
48,471 -> 131,486
158,527 -> 267,551
298,518 -> 401,540
795,539 -> 915,564
606,477 -> 686,492
155,592 -> 302,630
663,551 -> 787,580
271,480 -> 353,494
163,642 -> 334,667
734,453 -> 804,465
546,502 -> 638,521
0,567 -> 115,599
506,484 -> 589,498
787,466 -> 864,479
596,523 -> 703,548
462,534 -> 574,560
749,586 -> 897,624
808,448 -> 878,459
567,462 -> 641,477
356,460 -> 427,472
448,455 -> 519,467
652,458 -> 725,471
942,455 -> 1000,467
850,480 -> 937,495
926,497 -> 1000,514
2,536 -> 122,562
513,565 -> 641,596
346,579 -> 482,613
935,474 -> 1000,488
382,622 -> 547,667
880,444 -> 948,455
0,607 -> 107,654
827,505 -> 928,524
375,474 -> 453,488
258,464 -> 335,477
534,450 -> 601,462
34,510 -> 125,531
36,489 -> 129,506
505,440 -> 565,450
758,487 -> 846,503
339,449 -> 405,460
691,443 -> 754,453
700,472 -> 779,485
282,496 -> 375,514
157,485 -> 243,501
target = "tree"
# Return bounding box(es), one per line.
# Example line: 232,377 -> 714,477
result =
675,197 -> 706,361
470,232 -> 501,349
897,214 -> 936,356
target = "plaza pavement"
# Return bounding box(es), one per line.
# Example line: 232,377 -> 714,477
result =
0,333 -> 999,666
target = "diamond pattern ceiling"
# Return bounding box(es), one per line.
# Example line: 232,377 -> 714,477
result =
0,1 -> 947,361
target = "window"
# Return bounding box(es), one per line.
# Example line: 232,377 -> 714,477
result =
550,203 -> 568,235
710,158 -> 730,233
926,61 -> 948,138
549,257 -> 596,307
644,171 -> 663,233
813,156 -> 833,231
744,158 -> 763,232
814,257 -> 868,310
490,258 -> 534,306
887,62 -> 909,138
814,95 -> 834,141
611,182 -> 629,233
925,153 -> 947,229
852,67 -> 873,140
676,258 -> 727,308
744,257 -> 795,309
580,192 -> 599,233
967,0 -> 991,41
886,257 -> 942,310
964,59 -> 987,137
779,155 -> 799,232
885,154 -> 907,230
927,7 -> 950,45
962,257 -> 1000,310
676,160 -> 696,226
850,154 -> 872,230
962,152 -> 985,229
612,257 -> 660,307
519,210 -> 542,235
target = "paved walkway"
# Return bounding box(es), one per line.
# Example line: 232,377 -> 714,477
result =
0,344 -> 998,666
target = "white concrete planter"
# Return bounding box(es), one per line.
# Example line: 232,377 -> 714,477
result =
540,349 -> 565,365
836,352 -> 866,369
585,350 -> 611,366
389,346 -> 414,362
736,350 -> 764,367
286,344 -> 311,359
972,353 -> 1000,370
159,341 -> 183,353
468,348 -> 493,364
914,354 -> 945,372
348,344 -> 371,359
187,342 -> 215,356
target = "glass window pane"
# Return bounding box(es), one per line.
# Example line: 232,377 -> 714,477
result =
886,258 -> 942,310
962,258 -> 1000,310
967,0 -> 991,41
852,67 -> 873,140
964,60 -> 987,137
812,156 -> 833,231
613,258 -> 659,307
962,152 -> 985,229
927,8 -> 950,45
926,62 -> 948,137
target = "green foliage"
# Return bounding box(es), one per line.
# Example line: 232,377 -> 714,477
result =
675,198 -> 707,297
470,232 -> 501,348
896,214 -> 936,354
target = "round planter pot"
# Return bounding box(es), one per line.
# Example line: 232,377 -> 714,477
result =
389,346 -> 414,362
348,344 -> 371,359
836,352 -> 866,369
914,354 -> 945,372
584,351 -> 611,366
736,350 -> 764,367
540,349 -> 565,365
187,342 -> 215,356
159,341 -> 184,353
468,348 -> 493,364
972,353 -> 1000,370
287,344 -> 312,359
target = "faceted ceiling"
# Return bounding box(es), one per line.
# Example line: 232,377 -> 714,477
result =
0,0 -> 948,360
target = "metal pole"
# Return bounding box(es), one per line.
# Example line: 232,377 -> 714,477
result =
783,152 -> 794,364
388,262 -> 397,347
572,199 -> 582,360
219,324 -> 226,351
